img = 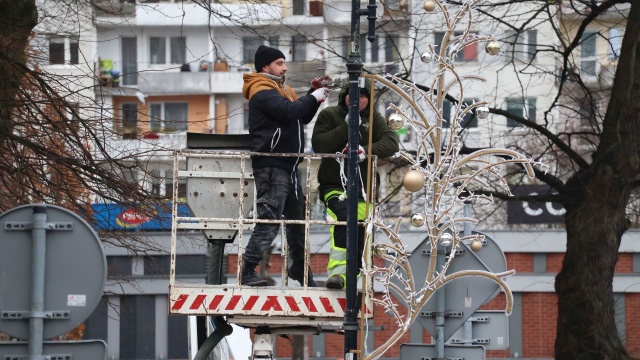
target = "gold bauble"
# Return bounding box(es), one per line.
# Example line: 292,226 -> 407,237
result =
485,41 -> 500,56
402,170 -> 425,192
410,213 -> 425,227
387,112 -> 405,130
423,0 -> 436,12
471,239 -> 483,252
373,244 -> 386,257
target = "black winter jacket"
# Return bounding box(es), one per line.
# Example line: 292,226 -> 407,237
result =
242,72 -> 320,171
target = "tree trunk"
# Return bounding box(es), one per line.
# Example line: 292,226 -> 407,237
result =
555,2 -> 640,359
0,0 -> 38,145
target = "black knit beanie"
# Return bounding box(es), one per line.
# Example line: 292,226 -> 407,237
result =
254,45 -> 286,72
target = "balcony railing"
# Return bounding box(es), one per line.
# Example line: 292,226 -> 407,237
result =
96,60 -> 325,94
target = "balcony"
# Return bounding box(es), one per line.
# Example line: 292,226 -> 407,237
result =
211,68 -> 247,94
93,0 -> 136,25
96,61 -> 326,95
99,132 -> 187,160
138,71 -> 210,95
560,0 -> 629,20
323,0 -> 351,24
94,1 -> 281,27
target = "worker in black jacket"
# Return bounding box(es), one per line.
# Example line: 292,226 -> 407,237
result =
240,45 -> 329,287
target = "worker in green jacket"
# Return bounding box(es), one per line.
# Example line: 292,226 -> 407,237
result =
311,79 -> 399,289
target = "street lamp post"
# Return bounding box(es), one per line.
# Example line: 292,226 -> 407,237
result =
345,0 -> 376,358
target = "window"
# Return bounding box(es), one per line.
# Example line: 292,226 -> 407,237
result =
48,36 -> 79,65
121,103 -> 138,139
609,28 -> 625,61
512,30 -> 537,62
122,37 -> 137,86
291,35 -> 307,62
243,37 -> 263,64
342,36 -> 350,58
506,97 -> 536,128
441,98 -> 479,128
370,36 -> 379,63
148,36 -> 187,65
268,36 -> 279,48
149,37 -> 166,64
293,0 -> 305,15
170,37 -> 186,64
385,34 -> 400,73
150,169 -> 162,196
360,34 -> 367,61
435,32 -> 477,62
243,102 -> 250,130
166,168 -> 187,201
149,102 -> 188,133
580,31 -> 597,77
386,0 -> 400,10
360,34 -> 386,63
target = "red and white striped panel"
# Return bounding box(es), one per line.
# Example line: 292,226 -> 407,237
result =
169,285 -> 372,319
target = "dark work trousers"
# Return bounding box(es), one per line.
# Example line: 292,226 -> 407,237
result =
243,167 -> 306,266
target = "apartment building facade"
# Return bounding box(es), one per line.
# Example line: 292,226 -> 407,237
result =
25,0 -> 638,359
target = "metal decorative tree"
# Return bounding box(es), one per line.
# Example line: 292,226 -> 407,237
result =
356,1 -> 543,358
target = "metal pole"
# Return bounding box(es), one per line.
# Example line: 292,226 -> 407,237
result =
29,205 -> 47,358
346,0 -> 375,357
435,241 -> 445,357
344,0 -> 363,356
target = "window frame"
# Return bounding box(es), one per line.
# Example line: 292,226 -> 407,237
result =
580,31 -> 598,77
170,37 -> 187,65
506,97 -> 536,128
120,102 -> 139,139
148,102 -> 189,133
149,37 -> 166,65
48,35 -> 80,65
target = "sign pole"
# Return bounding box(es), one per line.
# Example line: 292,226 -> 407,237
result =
28,206 -> 47,358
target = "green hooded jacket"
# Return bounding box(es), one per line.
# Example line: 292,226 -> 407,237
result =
311,81 -> 399,198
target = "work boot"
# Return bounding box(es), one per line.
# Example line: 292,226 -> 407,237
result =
241,263 -> 268,286
288,262 -> 319,287
325,274 -> 345,290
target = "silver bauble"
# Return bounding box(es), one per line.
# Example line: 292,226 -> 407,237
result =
410,213 -> 425,227
485,41 -> 500,55
402,169 -> 425,192
423,0 -> 435,12
476,105 -> 489,119
420,52 -> 433,63
439,233 -> 453,247
387,112 -> 405,130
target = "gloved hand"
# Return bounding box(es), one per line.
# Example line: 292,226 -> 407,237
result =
342,144 -> 366,163
344,114 -> 361,126
311,88 -> 329,103
311,75 -> 332,89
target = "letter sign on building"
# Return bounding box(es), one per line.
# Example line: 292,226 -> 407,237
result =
507,185 -> 566,224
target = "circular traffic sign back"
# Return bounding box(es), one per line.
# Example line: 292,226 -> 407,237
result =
0,204 -> 106,339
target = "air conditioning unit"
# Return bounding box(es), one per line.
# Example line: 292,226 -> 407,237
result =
309,1 -> 322,16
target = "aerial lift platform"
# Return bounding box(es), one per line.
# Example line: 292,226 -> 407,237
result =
169,133 -> 374,359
